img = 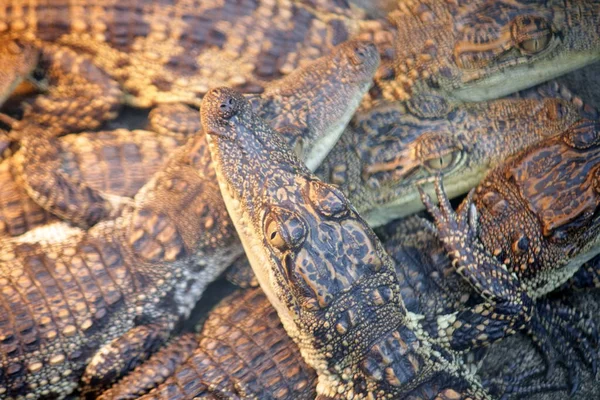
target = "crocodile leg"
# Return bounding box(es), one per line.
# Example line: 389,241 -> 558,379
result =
420,180 -> 534,349
16,133 -> 127,228
80,319 -> 177,397
421,176 -> 600,396
96,332 -> 198,400
9,44 -> 122,136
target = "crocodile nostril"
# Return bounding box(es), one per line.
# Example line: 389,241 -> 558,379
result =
219,96 -> 237,119
351,42 -> 377,65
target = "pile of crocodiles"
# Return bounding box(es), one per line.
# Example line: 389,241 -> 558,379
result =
0,0 -> 600,399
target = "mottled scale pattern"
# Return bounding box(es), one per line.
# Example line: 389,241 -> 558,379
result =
316,81 -> 584,227
378,215 -> 471,317
57,130 -> 182,196
0,135 -> 244,398
0,36 -> 380,399
387,0 -> 600,106
0,129 -> 182,236
0,158 -> 58,238
97,333 -> 198,399
0,0 -> 365,109
107,289 -> 317,400
0,228 -> 138,398
203,88 -> 491,399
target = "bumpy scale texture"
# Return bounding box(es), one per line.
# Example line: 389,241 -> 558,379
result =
101,288 -> 317,400
203,87 -> 491,399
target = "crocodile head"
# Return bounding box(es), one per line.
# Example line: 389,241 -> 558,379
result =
203,87 -> 400,355
256,39 -> 380,170
474,119 -> 600,297
390,0 -> 600,103
318,92 -> 581,227
0,40 -> 38,106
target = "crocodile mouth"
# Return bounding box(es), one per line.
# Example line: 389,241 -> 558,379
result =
362,165 -> 487,227
452,51 -> 600,102
212,162 -> 301,333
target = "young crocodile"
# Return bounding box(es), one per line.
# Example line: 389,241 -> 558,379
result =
100,211 -> 597,399
416,119 -> 600,394
383,0 -> 600,116
0,129 -> 183,237
0,80 -> 584,239
0,0 -> 384,134
99,288 -> 318,400
204,87 -> 492,400
319,81 -> 589,227
205,88 -> 600,399
0,39 -> 378,236
2,0 -> 599,131
0,40 -> 379,400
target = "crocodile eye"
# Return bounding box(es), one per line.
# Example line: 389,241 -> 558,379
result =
511,15 -> 553,55
423,150 -> 461,172
519,36 -> 551,53
265,217 -> 287,250
264,207 -> 307,251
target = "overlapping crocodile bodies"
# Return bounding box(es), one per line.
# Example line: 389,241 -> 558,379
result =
0,40 -> 379,399
204,88 -> 490,399
389,0 -> 600,107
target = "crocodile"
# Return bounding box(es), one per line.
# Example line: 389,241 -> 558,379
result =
0,0 -> 389,135
0,39 -> 378,237
205,88 -> 600,399
98,215 -> 595,399
383,0 -> 600,116
99,288 -> 318,400
0,39 -> 378,400
317,81 -> 590,227
416,118 -> 600,394
204,86 -> 495,400
0,79 -> 584,240
2,0 -> 600,132
0,129 -> 183,237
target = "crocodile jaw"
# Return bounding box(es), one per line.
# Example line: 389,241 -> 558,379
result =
214,171 -> 300,336
452,52 -> 600,102
364,166 -> 487,228
305,80 -> 373,171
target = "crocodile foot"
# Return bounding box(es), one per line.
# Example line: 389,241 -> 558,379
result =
483,296 -> 598,399
530,297 -> 599,393
419,176 -> 533,350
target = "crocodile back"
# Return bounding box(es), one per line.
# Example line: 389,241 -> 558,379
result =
0,226 -> 137,398
56,130 -> 181,197
137,288 -> 316,400
0,0 -> 364,107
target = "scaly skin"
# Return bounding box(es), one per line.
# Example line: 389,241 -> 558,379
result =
99,217 -> 476,400
0,40 -> 378,235
100,213 -> 594,399
0,40 -> 38,109
2,0 -> 599,130
0,129 -> 183,237
100,288 -> 318,400
205,87 -> 491,400
0,0 -> 380,133
0,40 -> 378,400
98,113 -> 600,399
317,81 -> 587,227
384,0 -> 600,115
0,81 -> 584,238
417,118 -> 600,395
